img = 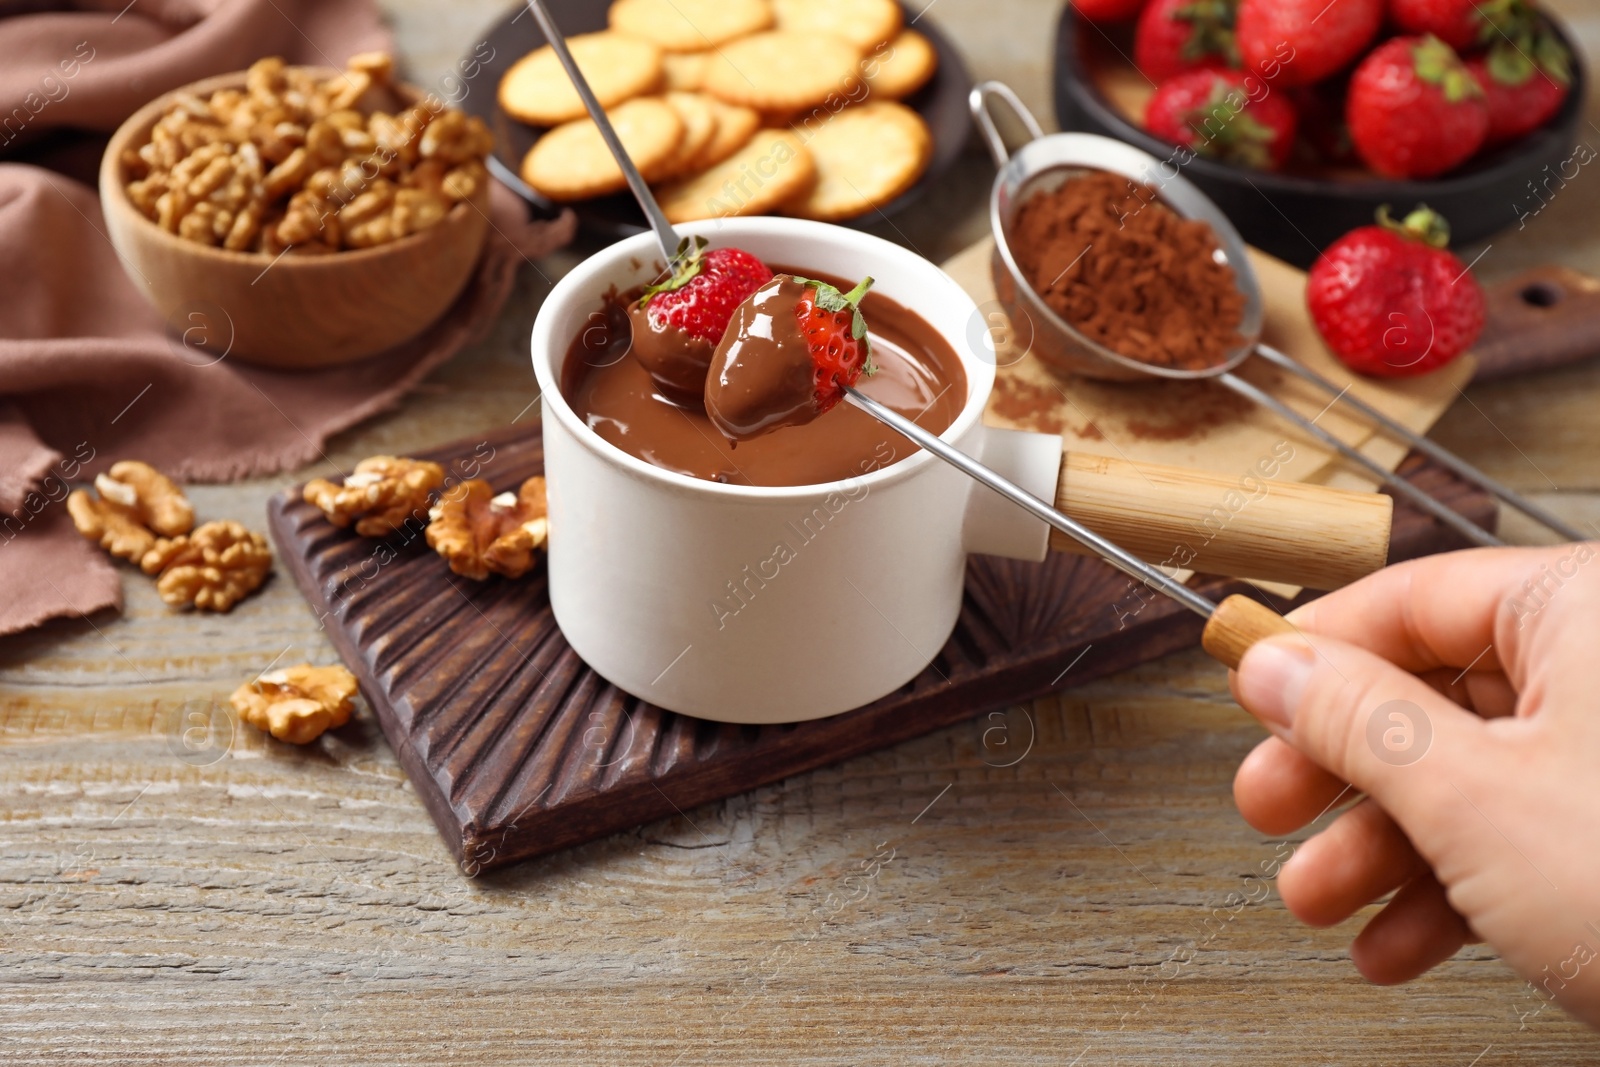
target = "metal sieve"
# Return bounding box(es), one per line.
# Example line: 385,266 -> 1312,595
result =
971,80 -> 1582,547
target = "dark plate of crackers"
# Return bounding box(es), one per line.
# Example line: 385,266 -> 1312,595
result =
457,0 -> 973,236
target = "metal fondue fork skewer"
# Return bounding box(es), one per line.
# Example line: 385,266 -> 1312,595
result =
521,0 -> 683,263
845,386 -> 1227,623
531,14 -> 1295,667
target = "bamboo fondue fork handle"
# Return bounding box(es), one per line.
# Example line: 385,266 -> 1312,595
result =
845,386 -> 1311,672
1052,452 -> 1393,590
1201,594 -> 1301,669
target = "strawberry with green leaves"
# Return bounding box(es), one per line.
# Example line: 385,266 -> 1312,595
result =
1145,69 -> 1298,170
1135,0 -> 1238,83
1390,0 -> 1528,51
794,275 -> 878,416
1347,35 -> 1488,179
629,235 -> 774,400
1467,34 -> 1573,146
1306,205 -> 1485,377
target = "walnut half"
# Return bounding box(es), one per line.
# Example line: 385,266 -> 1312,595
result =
66,460 -> 195,562
425,476 -> 548,580
141,520 -> 273,611
303,455 -> 445,537
230,663 -> 359,744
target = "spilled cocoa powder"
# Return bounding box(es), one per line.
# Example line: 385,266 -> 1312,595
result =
1007,171 -> 1246,371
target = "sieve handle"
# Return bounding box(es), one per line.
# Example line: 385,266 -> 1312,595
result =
969,81 -> 1047,167
1051,452 -> 1394,591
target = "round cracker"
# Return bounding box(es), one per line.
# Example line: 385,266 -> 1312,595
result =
661,50 -> 710,91
661,91 -> 718,176
701,31 -> 862,114
863,29 -> 938,100
784,102 -> 929,221
498,32 -> 663,127
520,98 -> 684,201
772,0 -> 903,52
656,129 -> 816,223
697,98 -> 761,167
610,0 -> 774,52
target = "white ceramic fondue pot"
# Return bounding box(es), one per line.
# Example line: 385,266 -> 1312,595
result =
531,217 -> 1392,725
532,217 -> 1059,724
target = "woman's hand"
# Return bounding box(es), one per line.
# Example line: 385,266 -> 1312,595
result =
1230,543 -> 1600,1028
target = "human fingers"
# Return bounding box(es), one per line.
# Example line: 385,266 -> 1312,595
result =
1276,799 -> 1425,928
1232,631 -> 1489,835
1284,544 -> 1597,681
1349,872 -> 1473,986
1232,735 -> 1354,835
1415,667 -> 1519,719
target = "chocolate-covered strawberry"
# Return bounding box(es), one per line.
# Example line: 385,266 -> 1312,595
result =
1134,0 -> 1238,82
1347,35 -> 1488,179
1145,69 -> 1297,170
705,274 -> 877,441
627,237 -> 774,402
1306,205 -> 1485,377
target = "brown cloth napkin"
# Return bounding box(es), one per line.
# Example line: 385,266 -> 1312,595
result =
0,0 -> 576,636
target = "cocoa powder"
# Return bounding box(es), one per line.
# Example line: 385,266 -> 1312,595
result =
1007,171 -> 1246,371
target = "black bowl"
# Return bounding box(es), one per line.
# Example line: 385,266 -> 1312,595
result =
1051,8 -> 1588,267
459,0 -> 973,237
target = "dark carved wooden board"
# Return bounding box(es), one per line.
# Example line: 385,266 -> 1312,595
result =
265,423 -> 1494,875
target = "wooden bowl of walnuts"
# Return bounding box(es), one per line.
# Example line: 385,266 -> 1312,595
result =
100,54 -> 494,369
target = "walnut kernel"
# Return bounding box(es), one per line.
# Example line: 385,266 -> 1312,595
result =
303,455 -> 446,537
230,663 -> 359,744
425,476 -> 549,580
140,520 -> 272,611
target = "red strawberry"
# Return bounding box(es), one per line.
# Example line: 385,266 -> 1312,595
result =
1347,35 -> 1488,178
1236,0 -> 1382,87
1389,0 -> 1522,51
1306,205 -> 1485,377
639,238 -> 774,346
794,275 -> 877,415
1467,37 -> 1573,146
1072,0 -> 1149,22
1145,69 -> 1298,170
1135,0 -> 1238,82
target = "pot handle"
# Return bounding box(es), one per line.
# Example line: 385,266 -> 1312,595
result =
969,81 -> 1046,167
1051,452 -> 1393,590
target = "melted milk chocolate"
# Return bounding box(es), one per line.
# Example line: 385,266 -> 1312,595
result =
562,271 -> 967,487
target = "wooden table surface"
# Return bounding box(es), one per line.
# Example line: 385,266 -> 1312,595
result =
4,1 -> 1600,1062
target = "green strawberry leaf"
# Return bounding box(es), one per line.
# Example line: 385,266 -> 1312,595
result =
1532,32 -> 1574,85
1174,0 -> 1239,66
1486,40 -> 1536,86
1413,35 -> 1483,104
1184,81 -> 1276,169
638,234 -> 710,305
1378,204 -> 1452,249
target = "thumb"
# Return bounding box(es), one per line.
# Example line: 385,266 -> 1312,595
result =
1232,632 -> 1488,830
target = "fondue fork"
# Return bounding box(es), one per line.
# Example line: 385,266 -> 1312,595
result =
521,0 -> 684,265
530,0 -> 1295,667
844,386 -> 1296,667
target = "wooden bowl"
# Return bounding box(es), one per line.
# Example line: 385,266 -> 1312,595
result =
100,70 -> 491,370
1052,9 -> 1588,268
